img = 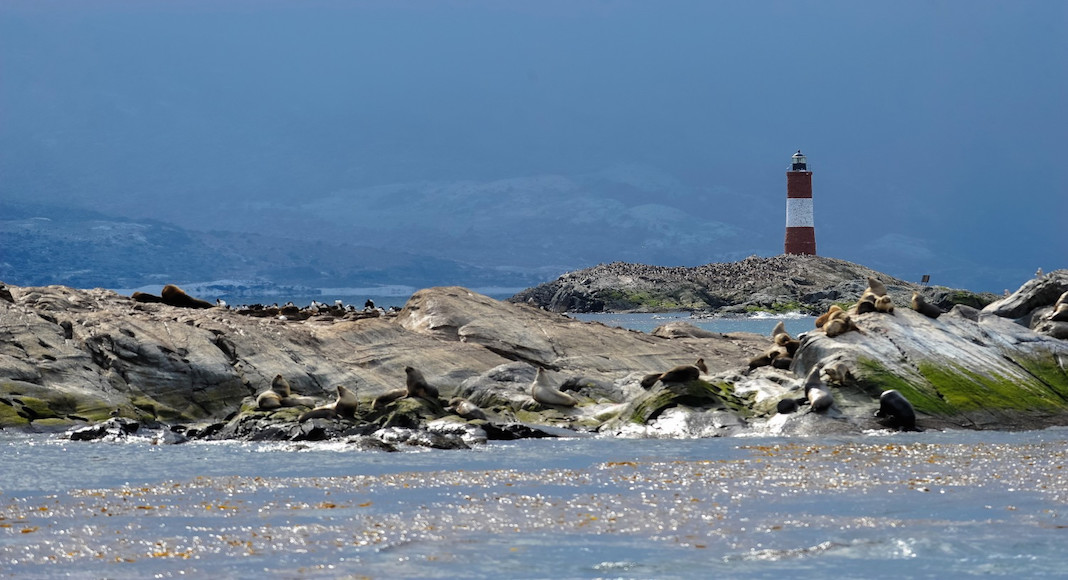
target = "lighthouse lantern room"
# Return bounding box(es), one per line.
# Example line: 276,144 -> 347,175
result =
784,149 -> 816,255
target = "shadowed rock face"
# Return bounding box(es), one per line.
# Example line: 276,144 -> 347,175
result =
1,274 -> 1066,442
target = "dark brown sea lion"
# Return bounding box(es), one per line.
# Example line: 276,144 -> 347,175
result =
299,385 -> 358,422
131,291 -> 163,303
911,292 -> 943,319
771,356 -> 793,370
776,397 -> 802,414
160,284 -> 213,309
404,366 -> 440,400
643,360 -> 705,386
874,389 -> 918,431
1048,303 -> 1068,322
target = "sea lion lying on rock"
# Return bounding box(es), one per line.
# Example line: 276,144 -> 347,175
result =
531,368 -> 578,407
160,284 -> 214,309
815,305 -> 844,328
641,359 -> 705,388
256,375 -> 316,410
448,397 -> 488,421
875,295 -> 894,314
821,307 -> 859,337
911,292 -> 943,319
299,385 -> 359,422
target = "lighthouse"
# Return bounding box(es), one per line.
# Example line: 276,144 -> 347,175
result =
784,150 -> 816,255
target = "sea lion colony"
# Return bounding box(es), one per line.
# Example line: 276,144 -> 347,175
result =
158,278 -> 945,432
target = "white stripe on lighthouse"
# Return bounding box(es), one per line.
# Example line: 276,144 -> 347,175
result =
786,198 -> 814,227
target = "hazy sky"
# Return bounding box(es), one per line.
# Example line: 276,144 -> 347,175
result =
1,1 -> 1065,290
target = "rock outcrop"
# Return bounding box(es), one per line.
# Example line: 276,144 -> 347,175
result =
1,271 -> 1066,445
510,254 -> 998,314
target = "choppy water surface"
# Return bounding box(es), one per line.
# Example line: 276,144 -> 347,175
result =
1,429 -> 1067,578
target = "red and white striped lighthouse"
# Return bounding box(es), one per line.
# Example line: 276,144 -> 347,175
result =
784,150 -> 816,255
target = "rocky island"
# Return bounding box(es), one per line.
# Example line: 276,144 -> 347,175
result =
510,254 -> 998,314
0,259 -> 1065,448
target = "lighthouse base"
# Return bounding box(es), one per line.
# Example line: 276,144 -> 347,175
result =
785,227 -> 816,255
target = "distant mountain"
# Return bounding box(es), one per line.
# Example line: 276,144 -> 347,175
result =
169,166 -> 781,274
0,201 -> 548,294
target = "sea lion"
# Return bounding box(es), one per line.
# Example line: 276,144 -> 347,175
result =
643,360 -> 704,386
658,364 -> 702,383
1056,291 -> 1068,308
774,332 -> 801,356
866,276 -> 888,297
776,398 -> 801,414
874,389 -> 918,431
372,388 -> 408,409
695,357 -> 709,374
874,295 -> 894,314
448,397 -> 488,421
815,305 -> 844,328
257,375 -> 317,410
911,292 -> 943,319
823,314 -> 858,337
770,321 -> 787,340
771,356 -> 793,370
854,293 -> 877,315
131,291 -> 163,303
822,361 -> 854,386
1049,303 -> 1068,322
405,366 -> 440,400
531,368 -> 577,407
299,384 -> 358,422
255,374 -> 291,410
802,365 -> 834,413
160,284 -> 214,309
641,372 -> 665,388
747,352 -> 775,371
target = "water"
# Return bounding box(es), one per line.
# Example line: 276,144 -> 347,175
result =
1,429 -> 1066,578
570,311 -> 816,337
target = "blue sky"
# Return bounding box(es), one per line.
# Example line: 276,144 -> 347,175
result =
1,1 -> 1064,291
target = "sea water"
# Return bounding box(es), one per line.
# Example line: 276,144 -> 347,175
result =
1,430 -> 1066,578
2,315 -> 1065,578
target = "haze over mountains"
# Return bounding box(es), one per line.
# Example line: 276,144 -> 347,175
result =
1,2 -> 1064,295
